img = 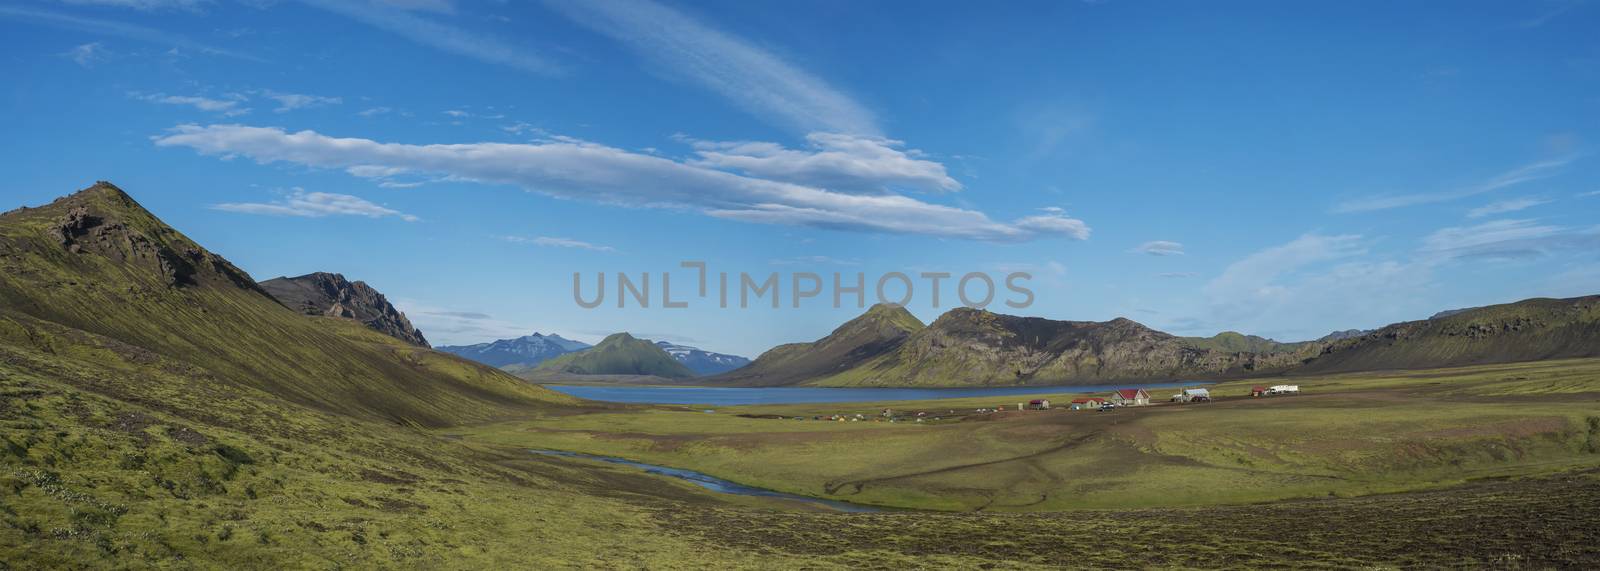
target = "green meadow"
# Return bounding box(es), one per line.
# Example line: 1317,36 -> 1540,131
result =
457,358 -> 1600,512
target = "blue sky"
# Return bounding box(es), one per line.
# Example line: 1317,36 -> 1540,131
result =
3,0 -> 1598,357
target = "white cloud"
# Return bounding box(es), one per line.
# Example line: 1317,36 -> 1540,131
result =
358,107 -> 393,117
0,5 -> 262,61
1134,240 -> 1185,256
684,133 -> 959,194
211,188 -> 419,221
1333,158 -> 1572,213
1200,234 -> 1431,340
1466,197 -> 1551,218
260,91 -> 342,113
153,124 -> 1090,242
1157,272 -> 1197,279
56,0 -> 209,11
60,42 -> 107,67
503,235 -> 616,252
1577,190 -> 1600,198
130,91 -> 249,116
390,299 -> 535,346
300,0 -> 561,75
1420,219 -> 1599,261
546,0 -> 877,134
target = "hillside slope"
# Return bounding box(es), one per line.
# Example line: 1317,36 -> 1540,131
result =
1290,295 -> 1600,374
0,182 -> 571,426
709,303 -> 924,386
535,332 -> 695,378
260,272 -> 430,347
812,309 -> 1273,387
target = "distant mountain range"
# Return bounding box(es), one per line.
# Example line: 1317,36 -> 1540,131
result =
654,341 -> 751,375
708,296 -> 1600,387
260,272 -> 430,347
534,333 -> 696,378
436,333 -> 592,369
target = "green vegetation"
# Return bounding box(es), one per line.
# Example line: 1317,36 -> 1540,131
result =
2,184 -> 1597,568
1180,330 -> 1299,353
464,358 -> 1600,512
710,303 -> 924,386
533,332 -> 695,378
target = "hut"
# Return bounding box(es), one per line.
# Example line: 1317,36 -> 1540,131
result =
1108,388 -> 1151,407
1250,386 -> 1268,397
1180,388 -> 1211,402
1068,398 -> 1104,410
1028,399 -> 1051,410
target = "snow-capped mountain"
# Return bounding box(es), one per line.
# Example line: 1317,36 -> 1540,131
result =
652,341 -> 751,376
436,333 -> 592,369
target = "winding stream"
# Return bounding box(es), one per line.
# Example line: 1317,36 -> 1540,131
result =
530,450 -> 879,513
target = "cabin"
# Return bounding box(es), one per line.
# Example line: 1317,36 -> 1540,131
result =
1068,398 -> 1105,410
1107,389 -> 1151,407
1178,388 -> 1211,403
1027,399 -> 1051,410
1250,386 -> 1268,397
1267,385 -> 1300,395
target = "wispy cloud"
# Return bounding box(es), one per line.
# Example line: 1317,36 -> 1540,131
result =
545,0 -> 877,134
0,5 -> 264,61
154,124 -> 1091,242
1157,272 -> 1198,279
130,91 -> 249,116
1333,158 -> 1573,213
1466,197 -> 1551,218
60,42 -> 108,67
1519,0 -> 1582,28
682,133 -> 959,194
300,0 -> 562,75
211,188 -> 419,221
1420,219 -> 1600,261
55,0 -> 209,10
503,235 -> 616,252
259,90 -> 342,113
1577,190 -> 1600,198
1133,240 -> 1185,256
358,107 -> 394,117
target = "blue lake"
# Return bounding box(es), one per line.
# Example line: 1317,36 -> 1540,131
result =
529,450 -> 878,513
545,381 -> 1207,406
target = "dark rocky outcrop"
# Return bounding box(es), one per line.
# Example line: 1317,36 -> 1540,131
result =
260,272 -> 430,347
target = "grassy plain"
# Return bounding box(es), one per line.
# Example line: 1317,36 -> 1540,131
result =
459,358 -> 1600,512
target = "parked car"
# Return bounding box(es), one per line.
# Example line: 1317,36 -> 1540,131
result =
1098,404 -> 1116,411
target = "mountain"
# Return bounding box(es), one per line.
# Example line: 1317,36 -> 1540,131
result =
0,182 -> 570,426
259,272 -> 430,347
1287,295 -> 1600,375
709,296 -> 1600,387
807,308 -> 1283,387
709,303 -> 925,386
653,340 -> 750,376
535,332 -> 696,378
437,333 -> 591,368
1180,331 -> 1300,354
1317,329 -> 1373,342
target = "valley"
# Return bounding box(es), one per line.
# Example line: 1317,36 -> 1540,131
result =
1,183 -> 1597,568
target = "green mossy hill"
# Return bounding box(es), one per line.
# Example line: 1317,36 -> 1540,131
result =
709,303 -> 925,386
535,332 -> 695,378
1290,295 -> 1600,375
0,182 -> 571,427
1180,331 -> 1302,354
